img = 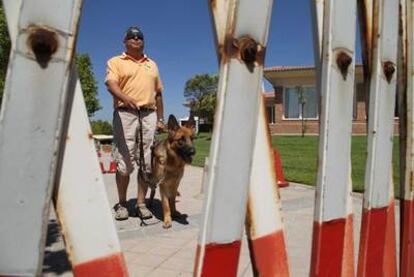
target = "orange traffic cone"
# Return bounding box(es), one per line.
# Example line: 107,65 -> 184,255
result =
107,159 -> 117,174
273,149 -> 289,188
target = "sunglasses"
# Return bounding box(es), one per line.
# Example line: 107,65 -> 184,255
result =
127,35 -> 143,41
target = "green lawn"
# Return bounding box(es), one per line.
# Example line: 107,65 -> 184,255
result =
190,133 -> 401,196
272,136 -> 400,195
192,132 -> 212,166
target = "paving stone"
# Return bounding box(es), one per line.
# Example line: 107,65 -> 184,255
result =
147,268 -> 181,277
159,256 -> 195,273
131,253 -> 169,268
42,165 -> 401,276
127,265 -> 153,276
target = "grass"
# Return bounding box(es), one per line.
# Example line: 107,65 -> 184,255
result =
190,132 -> 402,197
271,136 -> 319,188
192,132 -> 212,166
272,136 -> 400,196
155,132 -> 212,167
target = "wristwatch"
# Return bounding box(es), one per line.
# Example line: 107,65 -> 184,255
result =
158,118 -> 164,123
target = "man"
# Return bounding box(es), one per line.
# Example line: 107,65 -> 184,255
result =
105,26 -> 165,220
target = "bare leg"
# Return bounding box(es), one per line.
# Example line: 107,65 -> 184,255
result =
135,174 -> 153,219
116,172 -> 129,204
114,172 -> 130,220
137,174 -> 148,205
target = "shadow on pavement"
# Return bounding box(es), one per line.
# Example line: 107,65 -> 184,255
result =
42,220 -> 71,274
44,219 -> 60,247
126,197 -> 189,226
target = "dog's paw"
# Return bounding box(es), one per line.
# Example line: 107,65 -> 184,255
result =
162,220 -> 172,229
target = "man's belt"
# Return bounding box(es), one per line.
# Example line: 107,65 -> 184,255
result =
117,106 -> 155,112
139,106 -> 155,112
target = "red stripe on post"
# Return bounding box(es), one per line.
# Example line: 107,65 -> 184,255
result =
401,199 -> 414,277
310,215 -> 354,277
73,253 -> 128,277
194,241 -> 241,277
357,201 -> 396,276
248,230 -> 289,276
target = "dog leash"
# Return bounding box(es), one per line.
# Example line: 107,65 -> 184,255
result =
136,109 -> 160,226
139,217 -> 160,227
148,137 -> 167,204
137,109 -> 155,188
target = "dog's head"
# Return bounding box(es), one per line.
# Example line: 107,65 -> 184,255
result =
167,114 -> 196,163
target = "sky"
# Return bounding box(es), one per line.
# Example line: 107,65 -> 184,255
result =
75,0 -> 340,122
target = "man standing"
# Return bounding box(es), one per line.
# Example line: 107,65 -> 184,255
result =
105,26 -> 164,220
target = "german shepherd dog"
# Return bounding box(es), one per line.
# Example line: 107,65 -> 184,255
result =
146,114 -> 196,228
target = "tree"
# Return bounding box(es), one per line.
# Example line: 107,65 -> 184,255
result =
184,74 -> 219,124
0,3 -> 101,116
295,86 -> 307,137
0,2 -> 10,106
91,120 -> 113,135
75,54 -> 101,117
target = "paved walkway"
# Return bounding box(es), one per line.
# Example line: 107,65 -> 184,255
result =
42,165 -> 399,276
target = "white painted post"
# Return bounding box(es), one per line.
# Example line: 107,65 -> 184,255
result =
357,0 -> 399,275
0,1 -> 127,275
310,0 -> 357,275
245,95 -> 289,276
194,0 -> 274,275
0,0 -> 83,275
56,79 -> 128,275
400,1 -> 414,275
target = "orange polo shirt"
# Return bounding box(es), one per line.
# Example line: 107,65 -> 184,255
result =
105,53 -> 163,109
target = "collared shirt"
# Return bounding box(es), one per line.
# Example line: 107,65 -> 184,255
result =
105,53 -> 163,109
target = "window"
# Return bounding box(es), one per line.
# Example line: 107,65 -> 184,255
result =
283,86 -> 318,119
266,105 -> 275,124
355,83 -> 365,120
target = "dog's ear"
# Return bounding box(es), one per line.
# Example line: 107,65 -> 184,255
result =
185,115 -> 196,129
168,115 -> 180,132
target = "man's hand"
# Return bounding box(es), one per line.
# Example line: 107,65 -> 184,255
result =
118,94 -> 138,109
157,120 -> 165,132
106,80 -> 137,109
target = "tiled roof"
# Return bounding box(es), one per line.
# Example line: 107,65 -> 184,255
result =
265,64 -> 363,72
263,92 -> 276,98
264,65 -> 315,72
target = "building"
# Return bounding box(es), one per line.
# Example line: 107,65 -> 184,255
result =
179,116 -> 200,134
263,65 -> 399,135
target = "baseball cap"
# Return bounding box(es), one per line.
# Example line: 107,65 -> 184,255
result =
124,26 -> 144,40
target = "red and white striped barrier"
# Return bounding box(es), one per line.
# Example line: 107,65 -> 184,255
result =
400,1 -> 414,276
310,0 -> 357,275
97,151 -> 117,174
100,160 -> 107,174
194,0 -> 275,275
56,79 -> 127,276
2,0 -> 414,275
0,0 -> 127,275
107,158 -> 117,174
245,97 -> 289,276
0,0 -> 84,274
97,150 -> 107,173
356,0 -> 399,275
401,197 -> 414,277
